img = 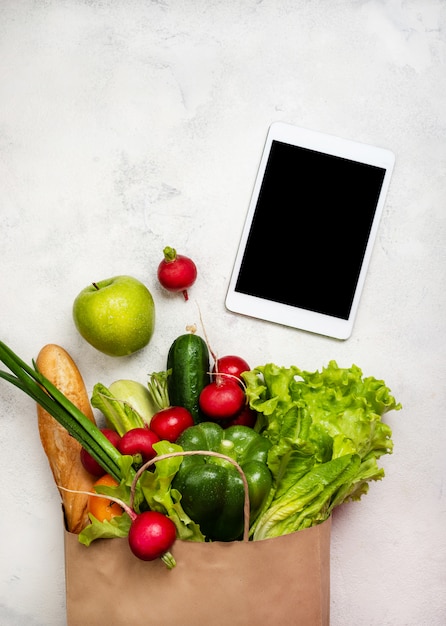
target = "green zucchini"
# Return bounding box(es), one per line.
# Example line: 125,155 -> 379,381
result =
167,333 -> 211,424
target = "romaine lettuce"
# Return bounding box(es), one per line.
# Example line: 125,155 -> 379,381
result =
243,361 -> 401,540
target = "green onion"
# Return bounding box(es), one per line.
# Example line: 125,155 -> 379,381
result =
0,341 -> 124,481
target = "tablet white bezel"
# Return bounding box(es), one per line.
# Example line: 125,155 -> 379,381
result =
225,122 -> 395,340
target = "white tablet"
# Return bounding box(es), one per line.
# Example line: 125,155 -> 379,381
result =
225,122 -> 395,340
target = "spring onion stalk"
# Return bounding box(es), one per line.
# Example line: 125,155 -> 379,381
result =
0,341 -> 124,481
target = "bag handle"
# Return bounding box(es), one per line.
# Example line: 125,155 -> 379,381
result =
131,450 -> 251,542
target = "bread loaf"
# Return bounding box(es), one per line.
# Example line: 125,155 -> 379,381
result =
36,344 -> 96,533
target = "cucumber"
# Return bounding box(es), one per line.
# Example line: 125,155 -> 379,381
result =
167,333 -> 211,424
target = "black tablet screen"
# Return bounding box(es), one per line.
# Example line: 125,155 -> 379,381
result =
234,140 -> 386,320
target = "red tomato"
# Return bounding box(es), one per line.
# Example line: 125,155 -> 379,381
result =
150,407 -> 194,442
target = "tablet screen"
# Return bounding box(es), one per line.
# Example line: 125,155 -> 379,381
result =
226,123 -> 395,339
234,140 -> 386,320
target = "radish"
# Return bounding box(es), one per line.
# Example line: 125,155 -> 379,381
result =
222,404 -> 257,429
60,487 -> 177,568
128,510 -> 177,564
149,406 -> 194,443
199,377 -> 246,420
80,428 -> 121,477
157,246 -> 197,301
117,428 -> 160,464
212,355 -> 250,384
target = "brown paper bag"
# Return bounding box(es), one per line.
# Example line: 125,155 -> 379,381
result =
64,516 -> 330,626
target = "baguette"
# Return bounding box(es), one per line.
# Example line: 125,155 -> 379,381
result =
36,344 -> 97,534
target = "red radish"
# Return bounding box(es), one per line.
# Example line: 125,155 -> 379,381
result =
150,406 -> 194,443
222,405 -> 257,429
157,246 -> 197,301
117,428 -> 160,464
80,428 -> 121,477
212,355 -> 250,384
199,377 -> 246,420
85,491 -> 176,567
128,510 -> 177,564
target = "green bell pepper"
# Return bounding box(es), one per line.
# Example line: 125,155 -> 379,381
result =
173,422 -> 273,541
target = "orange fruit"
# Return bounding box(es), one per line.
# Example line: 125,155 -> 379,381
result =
88,474 -> 124,522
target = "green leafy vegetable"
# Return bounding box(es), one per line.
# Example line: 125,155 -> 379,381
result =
146,370 -> 171,411
91,381 -> 150,436
109,379 -> 157,423
243,361 -> 402,540
0,339 -> 402,549
79,512 -> 132,546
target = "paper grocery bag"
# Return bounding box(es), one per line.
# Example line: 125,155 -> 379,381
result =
64,516 -> 331,626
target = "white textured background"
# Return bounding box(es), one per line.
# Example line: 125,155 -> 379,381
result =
0,1 -> 445,624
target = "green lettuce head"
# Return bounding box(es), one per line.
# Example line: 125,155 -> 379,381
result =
243,361 -> 401,540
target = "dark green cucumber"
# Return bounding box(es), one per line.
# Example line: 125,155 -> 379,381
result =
167,333 -> 211,424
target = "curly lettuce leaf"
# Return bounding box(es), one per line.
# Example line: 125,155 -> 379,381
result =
79,512 -> 132,546
244,361 -> 401,539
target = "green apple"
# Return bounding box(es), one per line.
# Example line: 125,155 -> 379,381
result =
72,275 -> 155,356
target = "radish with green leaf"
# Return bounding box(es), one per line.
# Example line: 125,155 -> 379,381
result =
146,369 -> 196,439
128,510 -> 176,564
157,246 -> 197,301
83,488 -> 177,567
